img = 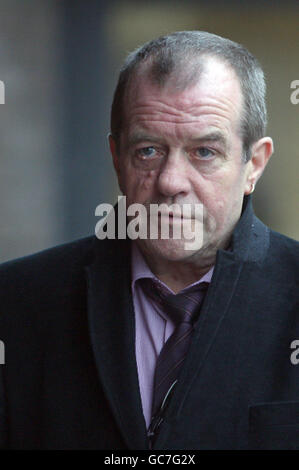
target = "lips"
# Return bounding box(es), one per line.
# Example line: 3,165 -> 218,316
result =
158,213 -> 193,222
158,211 -> 184,219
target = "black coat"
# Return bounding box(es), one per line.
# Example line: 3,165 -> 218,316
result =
0,196 -> 299,450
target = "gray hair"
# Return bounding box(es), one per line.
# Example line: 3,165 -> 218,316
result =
110,31 -> 267,162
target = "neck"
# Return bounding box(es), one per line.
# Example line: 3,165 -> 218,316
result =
137,243 -> 215,293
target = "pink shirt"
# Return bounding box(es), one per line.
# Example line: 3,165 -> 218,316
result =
131,241 -> 214,428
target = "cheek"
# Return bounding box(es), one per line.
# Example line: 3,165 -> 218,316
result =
141,170 -> 157,190
122,167 -> 157,201
203,198 -> 226,230
201,170 -> 244,226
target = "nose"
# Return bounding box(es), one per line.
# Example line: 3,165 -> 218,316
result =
156,150 -> 192,197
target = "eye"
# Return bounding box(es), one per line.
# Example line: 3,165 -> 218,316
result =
137,146 -> 157,158
194,147 -> 215,159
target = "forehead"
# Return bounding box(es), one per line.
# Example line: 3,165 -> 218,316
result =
123,57 -> 243,138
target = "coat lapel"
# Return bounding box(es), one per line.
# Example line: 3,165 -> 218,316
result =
153,248 -> 245,448
85,235 -> 148,449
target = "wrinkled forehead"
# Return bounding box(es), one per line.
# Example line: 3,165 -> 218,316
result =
123,55 -> 244,131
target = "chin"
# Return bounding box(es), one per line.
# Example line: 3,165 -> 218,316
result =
138,238 -> 199,263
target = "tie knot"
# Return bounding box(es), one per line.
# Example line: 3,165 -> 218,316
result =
140,278 -> 208,325
162,290 -> 205,324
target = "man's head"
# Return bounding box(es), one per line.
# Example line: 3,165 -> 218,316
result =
109,31 -> 273,270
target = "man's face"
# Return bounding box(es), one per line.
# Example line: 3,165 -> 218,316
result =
110,57 -> 255,265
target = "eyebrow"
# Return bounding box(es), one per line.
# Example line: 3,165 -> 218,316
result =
128,130 -> 229,151
190,132 -> 227,144
127,132 -> 164,146
189,132 -> 229,152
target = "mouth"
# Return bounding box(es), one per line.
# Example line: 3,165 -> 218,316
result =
157,213 -> 194,226
158,212 -> 192,220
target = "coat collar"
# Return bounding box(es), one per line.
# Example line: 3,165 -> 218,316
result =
229,194 -> 269,263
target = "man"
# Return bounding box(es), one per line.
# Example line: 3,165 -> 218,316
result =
0,31 -> 298,450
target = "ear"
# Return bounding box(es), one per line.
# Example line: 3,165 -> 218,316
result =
244,137 -> 274,195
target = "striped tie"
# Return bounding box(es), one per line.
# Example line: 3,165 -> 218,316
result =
141,278 -> 208,443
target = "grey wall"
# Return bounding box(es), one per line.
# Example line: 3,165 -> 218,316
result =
0,0 -> 116,263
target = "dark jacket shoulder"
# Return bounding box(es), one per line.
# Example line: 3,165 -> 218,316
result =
0,236 -> 94,287
0,236 -> 107,322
